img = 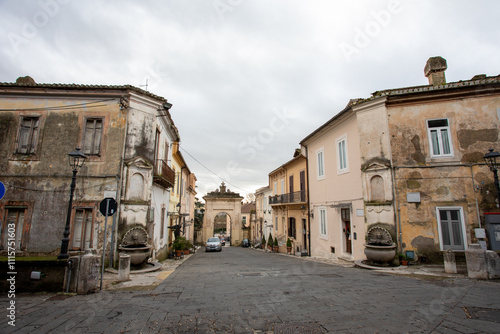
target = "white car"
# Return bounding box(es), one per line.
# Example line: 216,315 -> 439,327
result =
205,237 -> 222,252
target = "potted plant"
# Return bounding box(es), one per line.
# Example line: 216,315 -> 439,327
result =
268,233 -> 273,251
400,254 -> 408,266
286,238 -> 292,254
173,238 -> 183,258
261,235 -> 266,249
273,237 -> 279,253
183,239 -> 193,255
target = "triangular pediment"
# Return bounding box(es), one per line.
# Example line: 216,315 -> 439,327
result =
361,157 -> 391,172
125,156 -> 152,170
363,162 -> 390,171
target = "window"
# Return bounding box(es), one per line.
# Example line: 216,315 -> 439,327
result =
280,179 -> 285,195
288,217 -> 296,239
319,207 -> 327,237
317,148 -> 325,179
436,207 -> 466,251
242,216 -> 247,226
2,208 -> 27,251
16,116 -> 40,154
71,208 -> 94,250
83,118 -> 103,155
273,181 -> 277,195
275,216 -> 278,230
427,119 -> 453,157
282,217 -> 286,236
336,136 -> 349,173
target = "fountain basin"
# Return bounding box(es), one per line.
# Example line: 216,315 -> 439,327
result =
118,245 -> 152,266
364,243 -> 396,263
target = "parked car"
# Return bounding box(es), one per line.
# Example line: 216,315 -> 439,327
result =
220,237 -> 225,246
241,239 -> 250,248
205,237 -> 222,252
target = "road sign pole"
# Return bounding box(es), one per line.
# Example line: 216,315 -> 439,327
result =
100,199 -> 109,290
109,212 -> 117,268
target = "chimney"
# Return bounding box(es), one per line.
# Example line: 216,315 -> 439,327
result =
424,56 -> 447,85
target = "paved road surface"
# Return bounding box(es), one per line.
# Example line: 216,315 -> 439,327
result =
2,247 -> 500,333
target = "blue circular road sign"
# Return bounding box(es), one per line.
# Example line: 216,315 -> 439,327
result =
0,181 -> 5,200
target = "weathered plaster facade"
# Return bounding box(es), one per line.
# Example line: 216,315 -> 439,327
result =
378,85 -> 500,260
268,151 -> 310,254
301,57 -> 500,262
0,78 -> 187,264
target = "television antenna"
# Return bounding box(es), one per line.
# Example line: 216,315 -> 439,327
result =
140,79 -> 148,91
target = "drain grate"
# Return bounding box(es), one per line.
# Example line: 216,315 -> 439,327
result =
274,322 -> 324,334
463,306 -> 500,323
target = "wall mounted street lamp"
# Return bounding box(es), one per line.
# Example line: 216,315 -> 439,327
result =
483,149 -> 500,208
58,148 -> 87,259
301,205 -> 314,219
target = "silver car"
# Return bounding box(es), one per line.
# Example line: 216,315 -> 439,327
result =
205,237 -> 222,252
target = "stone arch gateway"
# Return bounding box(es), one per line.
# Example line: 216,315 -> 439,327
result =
202,183 -> 244,246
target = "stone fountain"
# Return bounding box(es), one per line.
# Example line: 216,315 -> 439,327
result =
363,226 -> 397,266
118,227 -> 152,267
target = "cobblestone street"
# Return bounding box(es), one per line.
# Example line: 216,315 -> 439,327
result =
2,247 -> 500,333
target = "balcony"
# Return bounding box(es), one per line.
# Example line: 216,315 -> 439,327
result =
269,191 -> 307,205
153,159 -> 175,189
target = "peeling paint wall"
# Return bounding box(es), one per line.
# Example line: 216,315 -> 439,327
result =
0,96 -> 125,255
388,94 -> 500,259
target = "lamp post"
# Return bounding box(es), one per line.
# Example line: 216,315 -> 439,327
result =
483,148 -> 500,208
58,148 -> 87,260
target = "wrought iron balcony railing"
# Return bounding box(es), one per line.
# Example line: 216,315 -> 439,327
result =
269,191 -> 307,205
153,159 -> 175,188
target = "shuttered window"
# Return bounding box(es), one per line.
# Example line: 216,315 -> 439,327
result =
437,207 -> 465,250
83,118 -> 103,155
16,117 -> 40,154
71,208 -> 94,250
2,208 -> 27,251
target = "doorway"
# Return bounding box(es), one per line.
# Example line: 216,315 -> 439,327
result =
341,208 -> 352,254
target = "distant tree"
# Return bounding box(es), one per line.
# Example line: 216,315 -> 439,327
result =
244,193 -> 256,204
194,198 -> 205,229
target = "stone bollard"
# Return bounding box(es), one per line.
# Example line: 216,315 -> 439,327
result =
118,253 -> 131,282
465,244 -> 488,279
443,249 -> 457,274
485,251 -> 500,279
77,251 -> 100,294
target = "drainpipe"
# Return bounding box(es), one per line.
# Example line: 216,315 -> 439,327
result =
114,96 -> 129,266
179,167 -> 186,235
391,165 -> 403,255
304,145 -> 312,257
470,164 -> 482,228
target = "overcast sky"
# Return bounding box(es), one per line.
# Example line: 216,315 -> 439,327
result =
1,0 -> 499,200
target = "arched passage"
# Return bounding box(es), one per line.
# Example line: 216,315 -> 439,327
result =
202,183 -> 244,246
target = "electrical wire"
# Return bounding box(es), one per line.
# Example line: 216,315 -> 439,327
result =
0,98 -> 117,112
178,145 -> 250,194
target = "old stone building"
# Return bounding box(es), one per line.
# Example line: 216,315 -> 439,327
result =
255,185 -> 272,245
301,57 -> 500,261
0,77 -> 194,263
268,149 -> 309,254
